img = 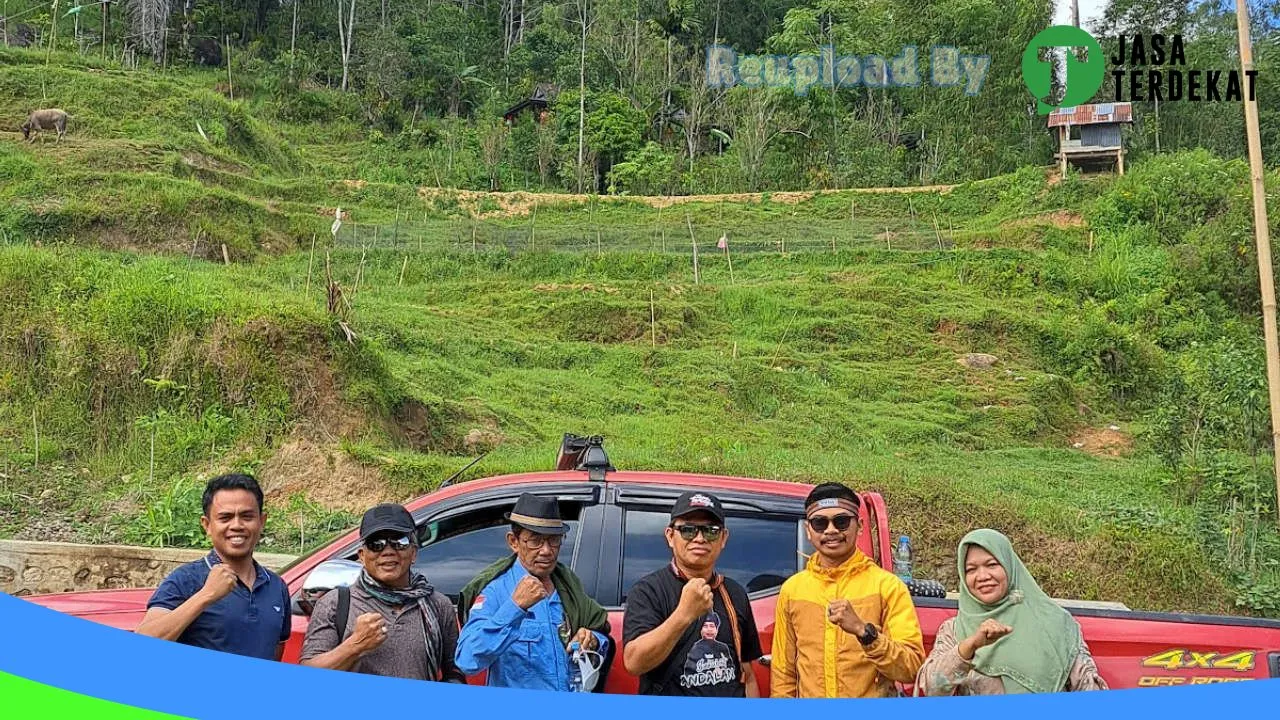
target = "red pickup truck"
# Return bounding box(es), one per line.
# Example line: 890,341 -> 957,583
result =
21,461 -> 1280,693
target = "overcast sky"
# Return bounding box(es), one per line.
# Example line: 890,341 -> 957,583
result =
1054,0 -> 1109,29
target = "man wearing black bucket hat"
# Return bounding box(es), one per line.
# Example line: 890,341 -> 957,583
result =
622,491 -> 763,697
455,493 -> 613,691
300,503 -> 464,682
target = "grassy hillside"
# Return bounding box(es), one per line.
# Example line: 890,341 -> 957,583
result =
2,49 -> 1280,617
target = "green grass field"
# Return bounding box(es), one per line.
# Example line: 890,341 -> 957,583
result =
2,47 -> 1279,617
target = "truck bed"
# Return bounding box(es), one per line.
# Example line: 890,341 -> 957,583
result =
912,595 -> 1280,688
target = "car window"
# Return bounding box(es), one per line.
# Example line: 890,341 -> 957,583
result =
343,502 -> 584,601
619,509 -> 803,603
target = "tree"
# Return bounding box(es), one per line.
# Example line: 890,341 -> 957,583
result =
677,52 -> 715,174
126,0 -> 170,60
647,0 -> 702,111
569,0 -> 597,192
586,91 -> 647,186
536,120 -> 558,186
480,121 -> 510,190
336,0 -> 356,91
607,141 -> 677,194
725,87 -> 806,191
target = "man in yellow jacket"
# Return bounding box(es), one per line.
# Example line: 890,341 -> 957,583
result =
770,482 -> 924,698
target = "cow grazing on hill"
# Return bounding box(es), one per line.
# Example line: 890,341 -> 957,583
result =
20,109 -> 70,143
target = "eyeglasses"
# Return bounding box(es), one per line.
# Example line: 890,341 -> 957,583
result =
672,524 -> 724,542
807,514 -> 855,533
365,535 -> 413,552
519,533 -> 563,550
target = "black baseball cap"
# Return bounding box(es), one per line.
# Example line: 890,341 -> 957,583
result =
670,491 -> 726,524
359,503 -> 417,544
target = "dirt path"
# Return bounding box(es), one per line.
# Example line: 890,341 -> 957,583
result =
417,183 -> 960,219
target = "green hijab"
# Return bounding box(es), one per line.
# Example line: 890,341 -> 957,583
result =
953,529 -> 1082,694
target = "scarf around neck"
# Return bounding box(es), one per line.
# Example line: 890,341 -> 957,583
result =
358,569 -> 443,680
456,554 -> 609,637
953,529 -> 1081,694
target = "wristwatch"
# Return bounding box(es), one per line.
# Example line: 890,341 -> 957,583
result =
857,623 -> 879,646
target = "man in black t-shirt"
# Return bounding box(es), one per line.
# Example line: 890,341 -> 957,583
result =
622,491 -> 763,697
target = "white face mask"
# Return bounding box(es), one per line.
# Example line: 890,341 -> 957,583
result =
571,647 -> 604,692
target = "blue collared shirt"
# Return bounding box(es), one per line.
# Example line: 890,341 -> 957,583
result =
455,562 -> 610,690
147,551 -> 292,660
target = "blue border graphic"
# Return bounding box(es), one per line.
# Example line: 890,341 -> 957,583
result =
1,592 -> 1278,716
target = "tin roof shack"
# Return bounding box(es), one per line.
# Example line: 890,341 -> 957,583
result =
503,84 -> 557,125
1047,102 -> 1133,175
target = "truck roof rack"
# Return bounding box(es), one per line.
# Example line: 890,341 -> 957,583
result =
556,433 -> 614,481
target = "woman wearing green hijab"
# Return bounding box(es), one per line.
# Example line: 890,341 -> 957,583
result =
915,529 -> 1107,695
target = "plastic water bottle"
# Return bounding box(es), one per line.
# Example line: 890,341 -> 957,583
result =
568,641 -> 584,692
893,535 -> 913,581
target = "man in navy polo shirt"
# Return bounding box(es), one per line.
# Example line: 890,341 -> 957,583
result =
136,473 -> 292,660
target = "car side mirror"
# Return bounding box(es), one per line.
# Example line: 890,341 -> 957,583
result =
296,559 -> 362,616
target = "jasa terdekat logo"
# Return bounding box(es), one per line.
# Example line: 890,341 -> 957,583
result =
1023,26 -> 1259,115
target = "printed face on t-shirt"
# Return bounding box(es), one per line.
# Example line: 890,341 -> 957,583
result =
681,614 -> 734,690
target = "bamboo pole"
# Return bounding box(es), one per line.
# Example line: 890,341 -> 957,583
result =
686,214 -> 699,284
650,290 -> 656,347
45,0 -> 58,66
850,196 -> 855,241
305,233 -> 316,295
660,202 -> 667,253
1235,0 -> 1280,523
353,242 -> 367,295
225,35 -> 233,101
32,407 -> 39,472
721,235 -> 734,284
399,255 -> 408,286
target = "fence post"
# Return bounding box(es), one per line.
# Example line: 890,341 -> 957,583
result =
650,290 -> 657,347
530,201 -> 537,248
686,213 -> 700,284
305,234 -> 316,295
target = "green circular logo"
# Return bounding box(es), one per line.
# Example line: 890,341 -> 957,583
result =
1022,25 -> 1105,114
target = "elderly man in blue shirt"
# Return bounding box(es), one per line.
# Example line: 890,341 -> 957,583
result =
456,494 -> 613,691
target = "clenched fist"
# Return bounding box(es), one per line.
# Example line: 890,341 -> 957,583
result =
676,578 -> 714,624
198,564 -> 238,604
568,627 -> 598,653
959,619 -> 1012,660
348,612 -> 389,655
512,575 -> 549,610
827,599 -> 866,637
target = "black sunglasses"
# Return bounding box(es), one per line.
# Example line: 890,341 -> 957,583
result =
807,514 -> 856,533
365,535 -> 413,552
672,524 -> 724,542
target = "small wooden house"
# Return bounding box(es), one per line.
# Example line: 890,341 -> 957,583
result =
503,84 -> 556,125
1047,102 -> 1133,175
